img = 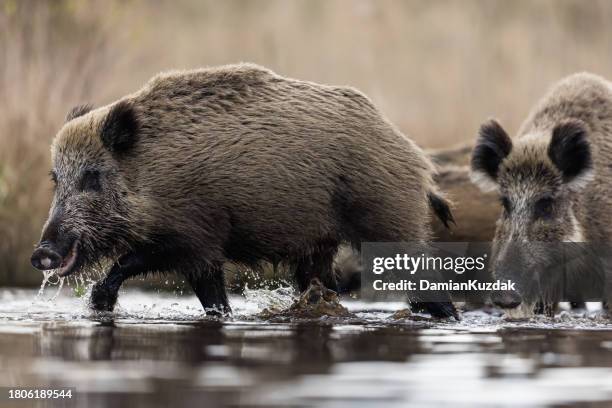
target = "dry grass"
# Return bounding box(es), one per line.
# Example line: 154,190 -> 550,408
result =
0,0 -> 126,284
2,0 -> 612,286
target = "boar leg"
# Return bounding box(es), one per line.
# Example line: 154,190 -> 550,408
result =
90,249 -> 176,312
408,276 -> 459,319
410,301 -> 460,320
294,247 -> 339,293
184,264 -> 231,317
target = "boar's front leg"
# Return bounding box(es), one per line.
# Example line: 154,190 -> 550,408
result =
90,248 -> 174,312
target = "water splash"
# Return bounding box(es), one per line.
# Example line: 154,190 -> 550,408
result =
242,284 -> 297,315
50,275 -> 65,301
36,270 -> 54,298
35,270 -> 68,303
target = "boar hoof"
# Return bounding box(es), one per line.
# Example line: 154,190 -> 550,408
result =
415,302 -> 460,320
90,282 -> 118,312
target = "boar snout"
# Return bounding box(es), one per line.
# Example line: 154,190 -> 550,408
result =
491,289 -> 522,309
31,238 -> 81,276
31,244 -> 63,270
31,210 -> 81,276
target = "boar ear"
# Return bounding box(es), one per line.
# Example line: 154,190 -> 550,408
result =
548,120 -> 593,190
100,101 -> 139,153
470,119 -> 512,192
66,104 -> 93,122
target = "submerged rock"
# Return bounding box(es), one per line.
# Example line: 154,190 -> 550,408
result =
260,278 -> 354,319
389,308 -> 412,320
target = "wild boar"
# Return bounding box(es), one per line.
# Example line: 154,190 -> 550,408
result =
470,73 -> 612,316
30,63 -> 456,317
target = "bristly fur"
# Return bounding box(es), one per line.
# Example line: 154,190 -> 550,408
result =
44,63 -> 457,318
65,104 -> 93,122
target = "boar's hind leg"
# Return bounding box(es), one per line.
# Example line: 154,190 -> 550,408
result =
410,301 -> 460,320
294,246 -> 339,293
90,249 -> 174,312
183,264 -> 230,317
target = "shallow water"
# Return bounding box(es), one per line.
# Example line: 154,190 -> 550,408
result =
1,288 -> 612,407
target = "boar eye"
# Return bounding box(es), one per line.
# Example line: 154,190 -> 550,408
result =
500,196 -> 512,214
534,197 -> 554,220
80,169 -> 101,192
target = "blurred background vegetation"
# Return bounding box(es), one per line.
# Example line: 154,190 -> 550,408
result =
2,0 -> 612,287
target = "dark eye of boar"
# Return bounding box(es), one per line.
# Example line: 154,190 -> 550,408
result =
80,169 -> 101,193
534,196 -> 554,220
500,196 -> 512,215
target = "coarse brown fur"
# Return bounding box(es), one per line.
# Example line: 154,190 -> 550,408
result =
32,63 -> 456,317
471,72 -> 612,315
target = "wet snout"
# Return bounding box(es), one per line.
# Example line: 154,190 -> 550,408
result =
30,209 -> 80,276
31,244 -> 63,271
491,289 -> 522,309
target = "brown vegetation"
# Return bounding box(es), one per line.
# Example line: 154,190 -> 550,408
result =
2,0 -> 612,286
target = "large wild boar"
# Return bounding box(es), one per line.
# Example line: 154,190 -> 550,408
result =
470,73 -> 612,316
30,63 -> 456,317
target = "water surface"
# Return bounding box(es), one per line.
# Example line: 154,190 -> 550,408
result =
1,288 -> 612,407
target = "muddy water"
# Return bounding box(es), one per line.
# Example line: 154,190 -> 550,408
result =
1,288 -> 612,407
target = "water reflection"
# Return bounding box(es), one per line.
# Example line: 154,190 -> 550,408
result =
1,291 -> 612,407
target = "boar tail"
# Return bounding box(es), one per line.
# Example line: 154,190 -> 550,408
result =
428,190 -> 455,229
